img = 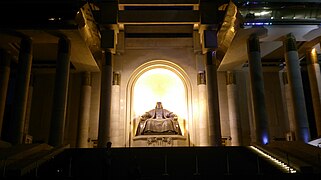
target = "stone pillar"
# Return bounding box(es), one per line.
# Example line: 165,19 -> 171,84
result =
0,49 -> 11,138
23,74 -> 34,140
49,37 -> 71,147
282,71 -> 296,137
226,71 -> 242,146
110,72 -> 121,146
306,48 -> 321,137
11,37 -> 33,144
98,50 -> 113,148
247,33 -> 269,145
198,70 -> 209,146
283,33 -> 310,143
205,51 -> 222,146
76,72 -> 92,148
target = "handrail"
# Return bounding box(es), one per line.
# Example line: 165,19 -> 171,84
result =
249,143 -> 314,173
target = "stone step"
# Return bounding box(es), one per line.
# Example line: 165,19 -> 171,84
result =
0,143 -> 53,166
1,144 -> 69,177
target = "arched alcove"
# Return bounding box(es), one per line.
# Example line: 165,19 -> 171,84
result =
126,60 -> 193,147
133,68 -> 186,119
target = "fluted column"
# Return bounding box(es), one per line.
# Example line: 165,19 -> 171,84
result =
98,50 -> 113,148
205,51 -> 222,146
49,37 -> 71,147
283,33 -> 310,143
0,49 -> 11,138
198,70 -> 209,146
226,71 -> 242,146
11,37 -> 33,144
247,33 -> 270,145
306,48 -> 321,137
76,72 -> 92,148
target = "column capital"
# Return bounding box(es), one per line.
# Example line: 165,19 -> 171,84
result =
58,37 -> 71,54
284,33 -> 297,52
247,33 -> 260,53
226,71 -> 236,85
197,71 -> 206,85
113,72 -> 121,85
101,29 -> 117,54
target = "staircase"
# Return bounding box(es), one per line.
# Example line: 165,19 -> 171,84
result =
0,143 -> 69,177
19,145 -> 321,180
2,144 -> 321,179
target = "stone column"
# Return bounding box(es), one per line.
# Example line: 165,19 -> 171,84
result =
198,70 -> 209,146
23,74 -> 34,140
247,33 -> 270,145
0,49 -> 11,138
306,48 -> 321,137
205,51 -> 222,146
76,72 -> 92,148
11,37 -> 33,144
110,72 -> 121,146
283,33 -> 310,143
282,71 -> 296,138
226,71 -> 242,146
98,50 -> 113,148
49,37 -> 71,147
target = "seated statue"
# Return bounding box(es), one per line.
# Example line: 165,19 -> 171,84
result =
136,102 -> 182,136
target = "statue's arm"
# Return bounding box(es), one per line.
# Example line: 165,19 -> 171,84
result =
168,112 -> 178,120
141,112 -> 152,120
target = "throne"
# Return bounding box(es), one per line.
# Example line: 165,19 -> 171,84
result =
135,102 -> 182,136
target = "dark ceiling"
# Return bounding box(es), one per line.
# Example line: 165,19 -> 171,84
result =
0,0 -> 320,72
0,0 -> 85,29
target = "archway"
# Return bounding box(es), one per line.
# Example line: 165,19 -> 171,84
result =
126,60 -> 192,147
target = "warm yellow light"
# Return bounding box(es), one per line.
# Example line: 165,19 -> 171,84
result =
133,68 -> 187,119
230,26 -> 235,33
311,48 -> 316,54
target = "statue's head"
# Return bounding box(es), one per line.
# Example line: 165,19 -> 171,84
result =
155,102 -> 163,109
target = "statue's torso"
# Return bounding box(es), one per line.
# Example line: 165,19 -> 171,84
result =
135,104 -> 182,135
155,109 -> 163,119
